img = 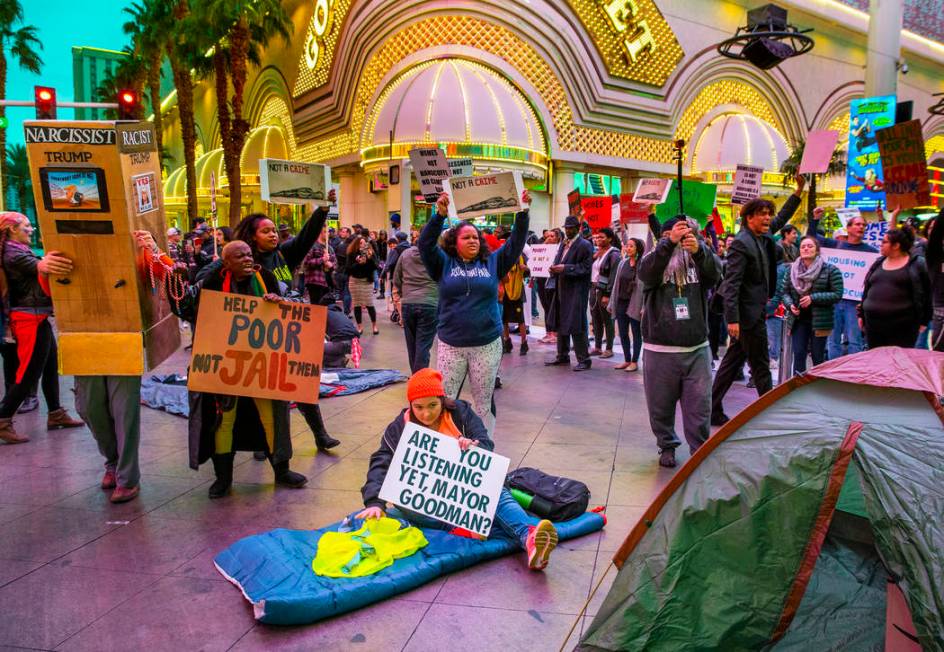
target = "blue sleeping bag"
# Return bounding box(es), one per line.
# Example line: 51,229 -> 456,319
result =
215,509 -> 605,625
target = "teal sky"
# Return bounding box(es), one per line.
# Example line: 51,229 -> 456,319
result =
6,0 -> 127,145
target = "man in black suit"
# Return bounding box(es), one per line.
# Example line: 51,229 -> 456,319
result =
545,215 -> 594,371
710,176 -> 806,425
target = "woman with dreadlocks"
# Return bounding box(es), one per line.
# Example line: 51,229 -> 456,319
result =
0,212 -> 83,444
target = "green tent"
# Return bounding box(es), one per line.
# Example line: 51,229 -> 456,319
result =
580,349 -> 943,651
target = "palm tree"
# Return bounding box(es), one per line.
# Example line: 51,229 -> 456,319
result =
196,0 -> 291,223
5,143 -> 31,214
123,0 -> 165,154
0,1 -> 42,190
94,47 -> 147,120
780,138 -> 847,219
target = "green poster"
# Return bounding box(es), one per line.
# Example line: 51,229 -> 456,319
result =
655,180 -> 718,227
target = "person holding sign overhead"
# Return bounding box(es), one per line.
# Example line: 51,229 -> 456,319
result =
357,369 -> 558,571
417,191 -> 531,434
197,191 -> 340,454
174,241 -> 308,499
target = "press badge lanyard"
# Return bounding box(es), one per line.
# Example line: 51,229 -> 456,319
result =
672,276 -> 690,321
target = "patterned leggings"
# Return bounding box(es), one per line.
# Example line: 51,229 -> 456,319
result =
437,337 -> 503,434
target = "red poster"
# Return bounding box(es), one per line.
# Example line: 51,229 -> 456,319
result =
567,189 -> 582,217
619,194 -> 649,225
581,196 -> 611,231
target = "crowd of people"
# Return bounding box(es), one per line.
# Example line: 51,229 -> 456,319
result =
0,180 -> 940,567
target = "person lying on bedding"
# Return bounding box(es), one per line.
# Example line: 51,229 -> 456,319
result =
357,368 -> 558,570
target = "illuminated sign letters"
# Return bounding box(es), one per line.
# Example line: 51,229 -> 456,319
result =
304,0 -> 336,70
600,0 -> 657,63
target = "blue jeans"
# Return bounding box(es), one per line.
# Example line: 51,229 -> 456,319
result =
766,317 -> 783,361
791,319 -> 827,374
401,303 -> 438,373
392,487 -> 534,547
615,312 -> 641,363
827,300 -> 864,360
335,272 -> 352,315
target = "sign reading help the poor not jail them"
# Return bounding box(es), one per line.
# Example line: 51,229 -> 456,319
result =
188,290 -> 327,402
379,424 -> 510,537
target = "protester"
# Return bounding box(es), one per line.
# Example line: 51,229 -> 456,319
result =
765,251 -> 789,369
501,254 -> 529,355
374,230 -> 389,298
167,227 -> 183,261
588,228 -> 620,359
393,245 -> 439,373
333,226 -> 353,315
638,217 -> 721,467
357,368 -> 558,571
302,231 -> 335,305
927,212 -> 944,351
545,216 -> 594,371
858,228 -> 932,349
609,237 -> 645,372
316,294 -> 361,367
197,192 -> 340,453
807,206 -> 877,359
536,228 -> 561,344
175,241 -> 307,498
711,176 -> 804,425
0,213 -> 83,445
418,191 -> 531,433
778,224 -> 799,263
781,236 -> 843,374
347,235 -> 380,334
278,223 -> 293,243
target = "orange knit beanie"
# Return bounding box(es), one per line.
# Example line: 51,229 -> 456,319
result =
407,368 -> 445,402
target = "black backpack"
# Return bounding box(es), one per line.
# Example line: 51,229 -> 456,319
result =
505,467 -> 590,522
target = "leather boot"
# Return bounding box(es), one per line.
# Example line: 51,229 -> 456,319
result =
315,431 -> 341,452
47,408 -> 84,431
208,453 -> 234,499
0,417 -> 28,444
272,459 -> 307,488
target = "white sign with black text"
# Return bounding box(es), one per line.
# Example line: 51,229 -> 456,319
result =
409,147 -> 451,203
731,164 -> 764,205
527,244 -> 556,278
822,247 -> 880,301
443,171 -> 525,220
378,424 -> 510,537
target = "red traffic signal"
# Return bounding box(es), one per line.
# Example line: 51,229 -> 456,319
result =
117,89 -> 140,120
34,86 -> 57,120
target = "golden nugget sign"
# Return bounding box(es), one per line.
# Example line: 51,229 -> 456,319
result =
304,0 -> 336,70
566,0 -> 683,87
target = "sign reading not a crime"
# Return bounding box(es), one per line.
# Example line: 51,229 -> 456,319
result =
379,424 -> 510,537
188,290 -> 327,402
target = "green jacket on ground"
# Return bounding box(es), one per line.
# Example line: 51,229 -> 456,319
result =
780,261 -> 844,333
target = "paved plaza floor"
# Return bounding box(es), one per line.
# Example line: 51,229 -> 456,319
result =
0,314 -> 754,651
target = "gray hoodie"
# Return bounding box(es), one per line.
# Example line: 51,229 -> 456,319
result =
393,246 -> 439,307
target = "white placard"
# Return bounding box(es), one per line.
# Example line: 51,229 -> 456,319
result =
527,243 -> 556,278
409,147 -> 451,203
731,164 -> 764,205
862,221 -> 887,250
625,223 -> 649,242
260,158 -> 331,205
835,207 -> 860,225
821,247 -> 879,301
443,171 -> 525,220
131,172 -> 156,214
632,178 -> 672,205
448,158 -> 473,178
378,423 -> 510,537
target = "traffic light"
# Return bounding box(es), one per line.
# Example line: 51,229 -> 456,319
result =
34,86 -> 57,120
117,89 -> 140,120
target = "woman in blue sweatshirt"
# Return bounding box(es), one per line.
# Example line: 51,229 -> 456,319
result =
418,191 -> 531,433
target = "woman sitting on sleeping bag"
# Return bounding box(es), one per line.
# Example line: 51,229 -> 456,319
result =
357,368 -> 558,571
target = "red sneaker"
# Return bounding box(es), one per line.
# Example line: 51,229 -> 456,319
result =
101,470 -> 117,490
109,485 -> 139,503
525,519 -> 558,571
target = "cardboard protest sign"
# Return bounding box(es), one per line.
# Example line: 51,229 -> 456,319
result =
443,171 -> 524,219
835,207 -> 860,225
632,178 -> 672,205
379,424 -> 510,537
822,248 -> 880,301
188,290 -> 327,402
132,172 -> 156,214
875,119 -> 931,210
567,189 -> 581,217
580,196 -> 612,231
845,95 -> 896,208
799,130 -> 840,174
448,158 -> 473,178
731,164 -> 764,205
409,147 -> 451,203
260,158 -> 331,205
527,243 -> 556,278
655,180 -> 718,227
862,221 -> 888,250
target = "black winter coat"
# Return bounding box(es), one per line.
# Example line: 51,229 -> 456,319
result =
361,399 -> 493,510
548,237 -> 594,336
2,240 -> 52,313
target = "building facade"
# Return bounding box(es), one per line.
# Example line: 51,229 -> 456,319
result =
71,47 -> 127,121
159,0 -> 944,232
